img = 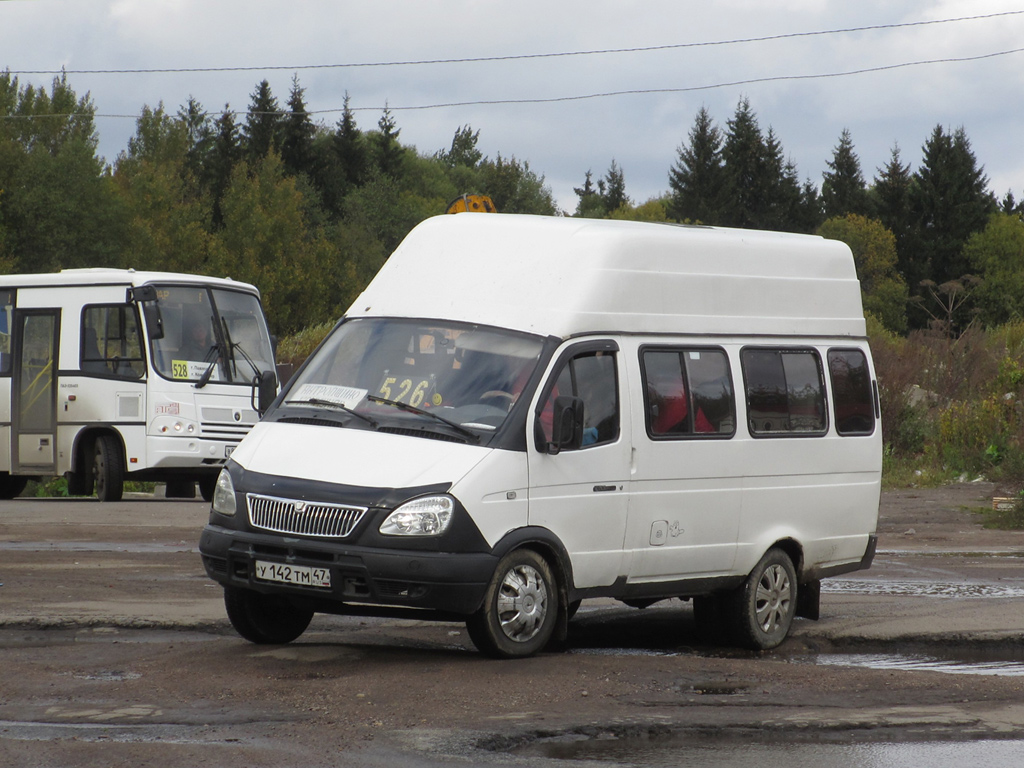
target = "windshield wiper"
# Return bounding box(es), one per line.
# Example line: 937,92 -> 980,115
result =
367,395 -> 480,443
285,397 -> 379,428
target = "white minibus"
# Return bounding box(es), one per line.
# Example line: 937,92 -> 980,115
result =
200,214 -> 881,657
0,269 -> 277,501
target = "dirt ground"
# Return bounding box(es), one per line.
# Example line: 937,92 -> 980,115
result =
1,483 -> 1024,767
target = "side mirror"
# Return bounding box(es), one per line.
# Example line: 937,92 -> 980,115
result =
128,286 -> 164,340
547,396 -> 584,455
253,369 -> 279,416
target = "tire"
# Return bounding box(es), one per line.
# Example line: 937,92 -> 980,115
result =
224,586 -> 313,645
728,548 -> 797,650
466,549 -> 558,659
0,473 -> 29,499
198,475 -> 218,503
93,434 -> 124,502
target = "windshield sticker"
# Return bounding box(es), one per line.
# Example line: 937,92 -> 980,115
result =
171,359 -> 216,380
293,383 -> 368,407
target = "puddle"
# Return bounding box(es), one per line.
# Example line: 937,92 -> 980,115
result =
512,737 -> 1024,766
815,652 -> 1024,677
823,579 -> 1024,599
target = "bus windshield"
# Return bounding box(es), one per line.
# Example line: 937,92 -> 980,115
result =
283,318 -> 544,433
148,285 -> 275,384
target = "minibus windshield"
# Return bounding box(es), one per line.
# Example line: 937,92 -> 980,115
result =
148,285 -> 274,384
284,318 -> 544,433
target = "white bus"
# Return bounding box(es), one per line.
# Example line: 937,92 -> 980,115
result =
0,269 -> 278,501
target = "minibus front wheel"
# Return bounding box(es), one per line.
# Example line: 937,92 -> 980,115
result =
466,549 -> 558,659
223,586 -> 313,645
729,548 -> 797,650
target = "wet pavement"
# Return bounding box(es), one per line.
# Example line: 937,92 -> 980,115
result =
1,484 -> 1024,766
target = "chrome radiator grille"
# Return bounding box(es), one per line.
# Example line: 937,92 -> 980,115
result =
246,493 -> 366,538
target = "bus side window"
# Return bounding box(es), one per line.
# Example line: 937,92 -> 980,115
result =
81,305 -> 145,380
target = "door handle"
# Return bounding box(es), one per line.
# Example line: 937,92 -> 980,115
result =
593,484 -> 618,493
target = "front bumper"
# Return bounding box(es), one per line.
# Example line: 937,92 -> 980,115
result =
200,524 -> 496,617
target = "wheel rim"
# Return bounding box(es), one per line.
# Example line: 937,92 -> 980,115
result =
496,563 -> 548,643
754,563 -> 792,634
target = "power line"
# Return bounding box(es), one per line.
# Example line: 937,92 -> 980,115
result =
6,9 -> 1024,76
5,43 -> 1024,121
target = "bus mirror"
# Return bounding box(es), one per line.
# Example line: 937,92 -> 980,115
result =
129,285 -> 158,303
255,369 -> 278,415
128,286 -> 164,339
141,303 -> 164,340
547,396 -> 584,455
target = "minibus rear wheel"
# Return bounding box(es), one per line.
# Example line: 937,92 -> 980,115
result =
466,549 -> 558,659
728,548 -> 797,650
223,586 -> 313,644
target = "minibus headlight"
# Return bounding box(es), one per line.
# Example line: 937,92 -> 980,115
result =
379,495 -> 454,536
211,469 -> 237,516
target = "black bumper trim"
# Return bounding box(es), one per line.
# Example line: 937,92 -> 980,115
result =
200,524 -> 496,616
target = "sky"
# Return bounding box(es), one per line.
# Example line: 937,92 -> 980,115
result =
2,0 -> 1024,213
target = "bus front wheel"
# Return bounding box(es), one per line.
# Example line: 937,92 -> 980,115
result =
93,434 -> 124,502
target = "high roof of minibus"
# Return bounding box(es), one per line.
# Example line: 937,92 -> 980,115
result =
348,214 -> 867,338
0,268 -> 259,295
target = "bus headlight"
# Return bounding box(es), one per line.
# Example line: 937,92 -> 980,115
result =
379,495 -> 454,536
211,469 -> 237,516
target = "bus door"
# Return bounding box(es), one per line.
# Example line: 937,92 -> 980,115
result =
12,310 -> 59,474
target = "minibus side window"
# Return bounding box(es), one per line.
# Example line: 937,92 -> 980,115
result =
827,348 -> 875,435
642,348 -> 735,438
538,351 -> 619,449
742,348 -> 827,436
81,304 -> 145,379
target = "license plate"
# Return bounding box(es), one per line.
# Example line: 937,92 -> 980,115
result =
255,561 -> 331,588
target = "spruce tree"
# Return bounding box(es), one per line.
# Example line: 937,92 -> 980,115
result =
910,125 -> 996,285
177,97 -> 213,184
667,106 -> 726,224
281,75 -> 316,178
373,105 -> 404,178
573,170 -> 604,218
721,97 -> 768,229
822,129 -> 870,219
208,105 -> 242,227
243,79 -> 282,163
871,144 -> 916,286
602,159 -> 628,213
333,93 -> 367,189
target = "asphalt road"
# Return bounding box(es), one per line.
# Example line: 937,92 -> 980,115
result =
2,484 -> 1024,767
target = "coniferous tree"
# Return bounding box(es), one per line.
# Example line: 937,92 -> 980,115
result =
178,97 -> 214,184
373,105 -> 404,178
243,79 -> 282,163
822,128 -> 870,219
602,159 -> 628,213
762,127 -> 804,231
573,169 -> 604,218
871,144 -> 916,286
208,105 -> 242,227
333,94 -> 367,189
910,125 -> 996,286
667,106 -> 726,224
721,97 -> 769,229
281,75 -> 317,179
